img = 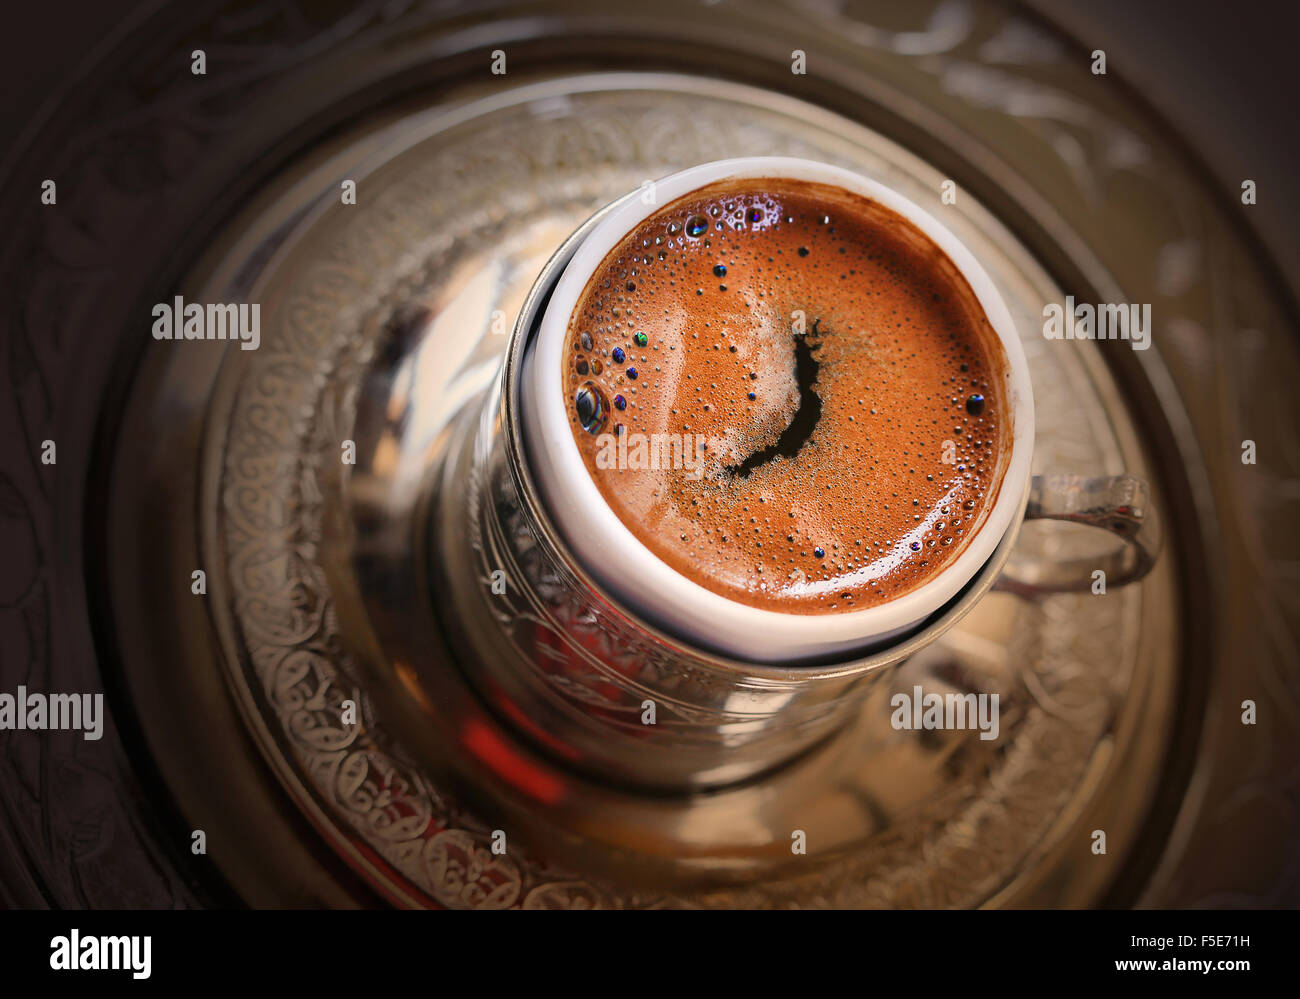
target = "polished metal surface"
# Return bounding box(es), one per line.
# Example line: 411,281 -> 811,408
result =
997,473 -> 1161,595
4,0 -> 1293,909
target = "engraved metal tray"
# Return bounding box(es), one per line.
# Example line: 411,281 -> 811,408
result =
3,0 -> 1295,908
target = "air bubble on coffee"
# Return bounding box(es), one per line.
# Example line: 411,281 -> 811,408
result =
574,382 -> 608,435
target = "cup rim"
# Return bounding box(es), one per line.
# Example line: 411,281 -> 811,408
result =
520,156 -> 1035,662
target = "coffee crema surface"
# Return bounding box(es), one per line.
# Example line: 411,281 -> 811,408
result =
560,178 -> 1009,613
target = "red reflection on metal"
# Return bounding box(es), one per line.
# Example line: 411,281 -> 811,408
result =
460,719 -> 565,804
489,683 -> 582,760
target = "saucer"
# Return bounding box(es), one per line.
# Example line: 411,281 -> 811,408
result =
113,74 -> 1177,907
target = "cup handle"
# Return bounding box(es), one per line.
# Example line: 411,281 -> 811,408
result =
993,474 -> 1162,597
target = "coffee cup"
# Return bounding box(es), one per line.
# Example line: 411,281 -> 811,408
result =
430,157 -> 1160,790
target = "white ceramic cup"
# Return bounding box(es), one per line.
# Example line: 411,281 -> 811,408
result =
521,157 -> 1035,662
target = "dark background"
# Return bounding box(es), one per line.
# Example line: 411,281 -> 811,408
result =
5,0 -> 1299,279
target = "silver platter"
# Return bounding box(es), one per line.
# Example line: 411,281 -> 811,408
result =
112,74 -> 1174,907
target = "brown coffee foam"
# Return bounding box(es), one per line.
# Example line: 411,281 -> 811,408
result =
561,178 -> 1009,614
